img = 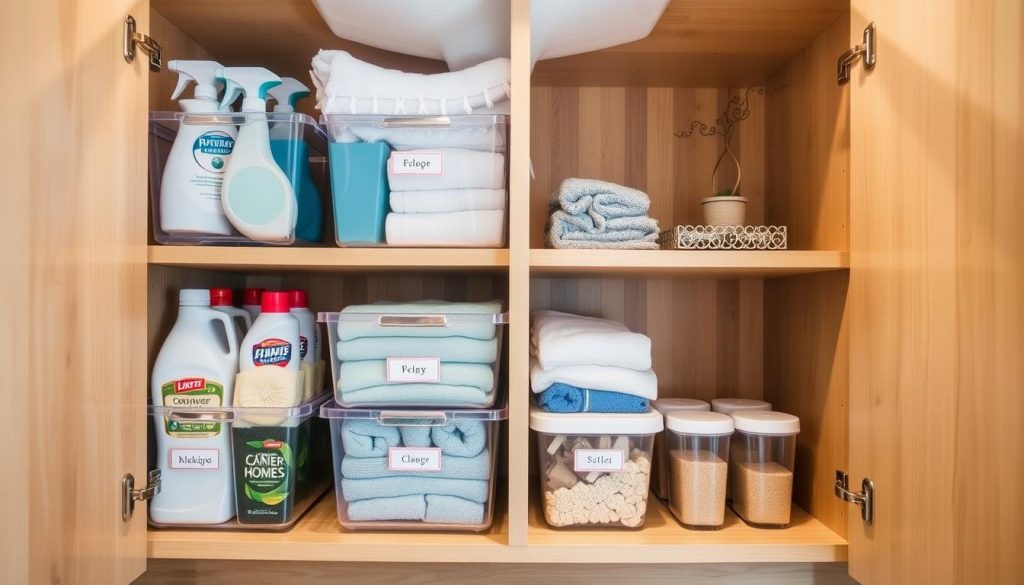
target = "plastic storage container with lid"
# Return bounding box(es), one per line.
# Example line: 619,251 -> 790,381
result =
530,406 -> 663,529
651,398 -> 710,500
665,411 -> 733,530
320,400 -> 507,531
318,302 -> 508,408
322,114 -> 509,247
729,410 -> 800,528
711,398 -> 772,415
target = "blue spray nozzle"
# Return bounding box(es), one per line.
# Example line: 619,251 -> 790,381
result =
267,77 -> 311,112
215,67 -> 282,113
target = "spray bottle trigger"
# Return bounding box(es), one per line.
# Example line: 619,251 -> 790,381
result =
171,71 -> 195,101
220,79 -> 243,111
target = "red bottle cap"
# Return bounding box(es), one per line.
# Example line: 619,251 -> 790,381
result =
243,288 -> 264,306
209,288 -> 234,307
288,290 -> 308,309
261,291 -> 291,313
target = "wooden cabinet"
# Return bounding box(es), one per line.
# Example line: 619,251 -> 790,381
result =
4,0 -> 1021,584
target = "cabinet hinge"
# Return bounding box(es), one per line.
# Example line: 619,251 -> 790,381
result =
123,14 -> 163,72
122,469 -> 161,522
834,469 -> 874,524
837,22 -> 876,85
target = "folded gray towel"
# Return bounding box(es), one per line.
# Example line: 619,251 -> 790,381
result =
547,178 -> 660,249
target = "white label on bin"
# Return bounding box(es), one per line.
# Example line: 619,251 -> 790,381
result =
388,447 -> 443,472
573,449 -> 624,473
390,151 -> 444,175
169,449 -> 220,470
386,357 -> 441,383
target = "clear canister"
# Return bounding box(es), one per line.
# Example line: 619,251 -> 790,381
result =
665,411 -> 734,530
651,398 -> 710,500
729,410 -> 800,528
712,398 -> 771,500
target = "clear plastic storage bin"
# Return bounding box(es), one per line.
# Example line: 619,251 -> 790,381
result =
651,398 -> 710,500
321,400 -> 507,531
319,303 -> 508,408
711,398 -> 771,501
665,411 -> 734,530
729,410 -> 800,528
322,114 -> 508,247
148,393 -> 332,530
149,112 -> 329,245
530,407 -> 663,529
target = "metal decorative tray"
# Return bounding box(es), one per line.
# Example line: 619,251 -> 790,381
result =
658,225 -> 788,250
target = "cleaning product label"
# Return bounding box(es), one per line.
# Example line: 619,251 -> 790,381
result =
574,449 -> 625,473
232,425 -> 301,524
299,336 -> 308,359
169,448 -> 221,470
386,357 -> 441,384
160,377 -> 224,437
388,447 -> 443,472
252,338 -> 293,367
192,131 -> 235,174
390,151 -> 443,175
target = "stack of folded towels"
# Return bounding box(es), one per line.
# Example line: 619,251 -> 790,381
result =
339,418 -> 492,524
531,310 -> 657,413
547,178 -> 660,250
336,300 -> 502,407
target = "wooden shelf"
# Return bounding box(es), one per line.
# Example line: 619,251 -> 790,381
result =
148,493 -> 846,563
148,246 -> 510,272
530,249 -> 849,278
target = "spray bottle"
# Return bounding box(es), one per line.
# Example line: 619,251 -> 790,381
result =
216,67 -> 297,243
160,60 -> 237,237
268,78 -> 323,243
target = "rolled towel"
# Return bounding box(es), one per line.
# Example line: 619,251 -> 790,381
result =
339,360 -> 494,394
341,420 -> 401,458
390,189 -> 507,214
347,494 -> 426,522
537,383 -> 650,413
385,210 -> 505,247
398,426 -> 432,448
531,310 -> 652,371
337,335 -> 498,363
339,300 -> 502,341
341,449 -> 491,480
425,495 -> 485,524
387,149 -> 505,191
341,476 -> 489,503
530,358 -> 658,399
430,420 -> 487,458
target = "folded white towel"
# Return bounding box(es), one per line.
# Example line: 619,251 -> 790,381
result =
338,124 -> 507,151
312,50 -> 510,116
531,310 -> 652,371
530,359 -> 658,400
385,210 -> 505,247
390,189 -> 507,213
387,149 -> 505,191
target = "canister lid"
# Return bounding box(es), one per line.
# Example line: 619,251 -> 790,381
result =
732,410 -> 800,435
665,411 -> 734,435
529,406 -> 663,435
711,398 -> 771,415
652,398 -> 710,414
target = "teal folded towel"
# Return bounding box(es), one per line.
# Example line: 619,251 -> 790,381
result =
399,425 -> 433,448
338,300 -> 502,341
341,476 -> 489,503
424,495 -> 485,524
538,383 -> 649,413
431,420 -> 487,457
341,420 -> 401,458
347,495 -> 425,522
336,335 -> 499,363
338,360 -> 495,406
341,449 -> 491,480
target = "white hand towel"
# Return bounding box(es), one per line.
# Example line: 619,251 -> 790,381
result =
531,310 -> 652,371
390,189 -> 507,213
530,359 -> 658,400
385,210 -> 505,247
338,124 -> 507,151
388,149 -> 505,191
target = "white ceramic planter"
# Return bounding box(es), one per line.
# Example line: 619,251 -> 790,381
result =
702,196 -> 747,226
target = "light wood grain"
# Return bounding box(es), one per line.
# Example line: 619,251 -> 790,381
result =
148,246 -> 510,272
148,10 -> 214,112
848,0 -> 1024,583
530,249 -> 849,277
532,0 -> 848,86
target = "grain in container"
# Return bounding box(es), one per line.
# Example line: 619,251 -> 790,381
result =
665,411 -> 733,530
651,398 -> 710,500
729,410 -> 800,528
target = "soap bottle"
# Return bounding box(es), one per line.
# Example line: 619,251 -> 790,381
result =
240,291 -> 300,373
210,288 -> 253,343
150,289 -> 239,525
288,289 -> 318,401
159,60 -> 238,238
216,67 -> 297,243
268,78 -> 323,243
242,288 -> 264,321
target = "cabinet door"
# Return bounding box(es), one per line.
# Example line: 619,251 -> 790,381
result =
0,1 -> 149,584
848,0 -> 1024,583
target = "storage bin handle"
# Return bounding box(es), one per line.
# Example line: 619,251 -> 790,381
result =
166,410 -> 235,423
376,411 -> 449,426
382,116 -> 452,128
377,314 -> 447,327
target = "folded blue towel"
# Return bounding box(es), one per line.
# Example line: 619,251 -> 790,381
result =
537,383 -> 650,413
347,495 -> 425,521
341,476 -> 489,503
341,420 -> 401,457
341,450 -> 491,480
338,361 -> 495,407
338,384 -> 495,407
337,335 -> 498,363
425,495 -> 485,524
338,300 -> 502,341
547,178 -> 659,250
431,420 -> 487,457
399,425 -> 433,448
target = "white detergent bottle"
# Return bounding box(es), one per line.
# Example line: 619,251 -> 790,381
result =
242,288 -> 263,322
160,60 -> 237,237
216,67 -> 297,243
210,288 -> 252,344
240,291 -> 301,373
288,289 -> 318,363
150,288 -> 239,525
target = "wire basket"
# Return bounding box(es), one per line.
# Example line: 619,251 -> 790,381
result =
658,225 -> 788,250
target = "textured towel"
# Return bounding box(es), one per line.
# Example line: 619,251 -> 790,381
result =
430,420 -> 487,458
530,358 -> 658,399
337,383 -> 495,407
339,360 -> 494,393
337,335 -> 499,363
424,495 -> 485,524
398,425 -> 433,448
347,494 -> 426,521
538,383 -> 650,413
546,178 -> 659,249
341,476 -> 489,503
387,149 -> 505,191
338,125 -> 507,152
385,210 -> 505,247
531,310 -> 652,371
390,188 -> 507,213
339,300 -> 502,341
341,449 -> 491,480
341,420 -> 401,458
